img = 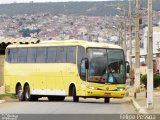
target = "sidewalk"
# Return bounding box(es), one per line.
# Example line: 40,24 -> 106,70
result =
0,86 -> 5,103
0,86 -> 5,94
127,86 -> 160,114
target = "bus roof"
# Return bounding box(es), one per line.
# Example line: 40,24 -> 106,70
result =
7,39 -> 122,49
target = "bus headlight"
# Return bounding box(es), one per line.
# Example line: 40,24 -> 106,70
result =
87,86 -> 98,90
117,88 -> 124,91
116,87 -> 125,91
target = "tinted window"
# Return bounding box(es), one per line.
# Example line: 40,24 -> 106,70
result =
67,46 -> 76,64
5,48 -> 10,62
56,47 -> 67,63
77,46 -> 85,74
36,47 -> 47,63
18,48 -> 28,63
10,48 -> 18,63
47,47 -> 57,63
27,48 -> 37,63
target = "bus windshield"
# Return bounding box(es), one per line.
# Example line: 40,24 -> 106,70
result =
87,48 -> 125,84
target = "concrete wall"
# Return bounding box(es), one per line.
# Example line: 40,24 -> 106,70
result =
140,66 -> 147,75
143,27 -> 160,55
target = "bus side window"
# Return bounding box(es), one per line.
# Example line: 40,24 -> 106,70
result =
56,47 -> 67,63
10,48 -> 18,63
6,48 -> 10,62
81,60 -> 85,75
18,48 -> 28,63
67,46 -> 76,64
77,46 -> 85,80
47,47 -> 56,63
36,47 -> 47,63
27,48 -> 37,63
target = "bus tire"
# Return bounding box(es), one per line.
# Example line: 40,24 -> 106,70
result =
72,86 -> 79,102
24,85 -> 31,101
104,97 -> 110,103
17,86 -> 25,101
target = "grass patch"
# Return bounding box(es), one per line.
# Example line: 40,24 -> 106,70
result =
0,94 -> 17,100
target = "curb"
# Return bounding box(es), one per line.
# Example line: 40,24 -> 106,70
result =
131,98 -> 147,114
0,100 -> 5,104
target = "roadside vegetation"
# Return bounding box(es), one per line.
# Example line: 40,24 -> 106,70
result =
0,94 -> 17,100
140,74 -> 160,89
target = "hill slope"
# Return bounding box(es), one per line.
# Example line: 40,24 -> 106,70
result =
0,0 -> 159,16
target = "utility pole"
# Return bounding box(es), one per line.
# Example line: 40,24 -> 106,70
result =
147,0 -> 153,109
129,0 -> 132,71
120,21 -> 123,48
124,7 -> 127,59
134,0 -> 140,98
116,1 -> 126,54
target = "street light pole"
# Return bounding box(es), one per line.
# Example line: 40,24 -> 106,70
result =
120,22 -> 123,48
147,0 -> 153,109
116,3 -> 127,57
124,7 -> 127,59
134,0 -> 140,97
129,0 -> 132,71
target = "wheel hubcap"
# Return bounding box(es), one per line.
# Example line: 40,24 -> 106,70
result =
26,91 -> 29,99
18,90 -> 23,99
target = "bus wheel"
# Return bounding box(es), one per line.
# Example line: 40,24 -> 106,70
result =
104,97 -> 110,103
72,86 -> 79,102
24,85 -> 31,101
17,86 -> 24,101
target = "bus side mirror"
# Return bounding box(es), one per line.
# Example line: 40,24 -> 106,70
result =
125,61 -> 130,73
127,65 -> 130,73
80,58 -> 89,80
81,57 -> 89,70
85,58 -> 89,70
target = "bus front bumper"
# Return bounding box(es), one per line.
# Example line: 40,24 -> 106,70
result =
85,89 -> 126,98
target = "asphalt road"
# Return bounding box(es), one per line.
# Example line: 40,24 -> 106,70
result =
0,97 -> 136,114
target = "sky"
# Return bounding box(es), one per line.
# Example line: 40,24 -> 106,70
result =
0,0 -> 115,4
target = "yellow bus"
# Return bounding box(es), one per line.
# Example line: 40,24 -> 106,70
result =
4,40 -> 129,103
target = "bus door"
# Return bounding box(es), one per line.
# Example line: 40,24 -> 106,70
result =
79,59 -> 87,96
78,46 -> 86,96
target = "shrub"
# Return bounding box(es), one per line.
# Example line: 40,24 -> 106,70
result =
140,74 -> 147,86
140,74 -> 160,88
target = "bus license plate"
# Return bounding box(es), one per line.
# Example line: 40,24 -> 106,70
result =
104,92 -> 111,97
